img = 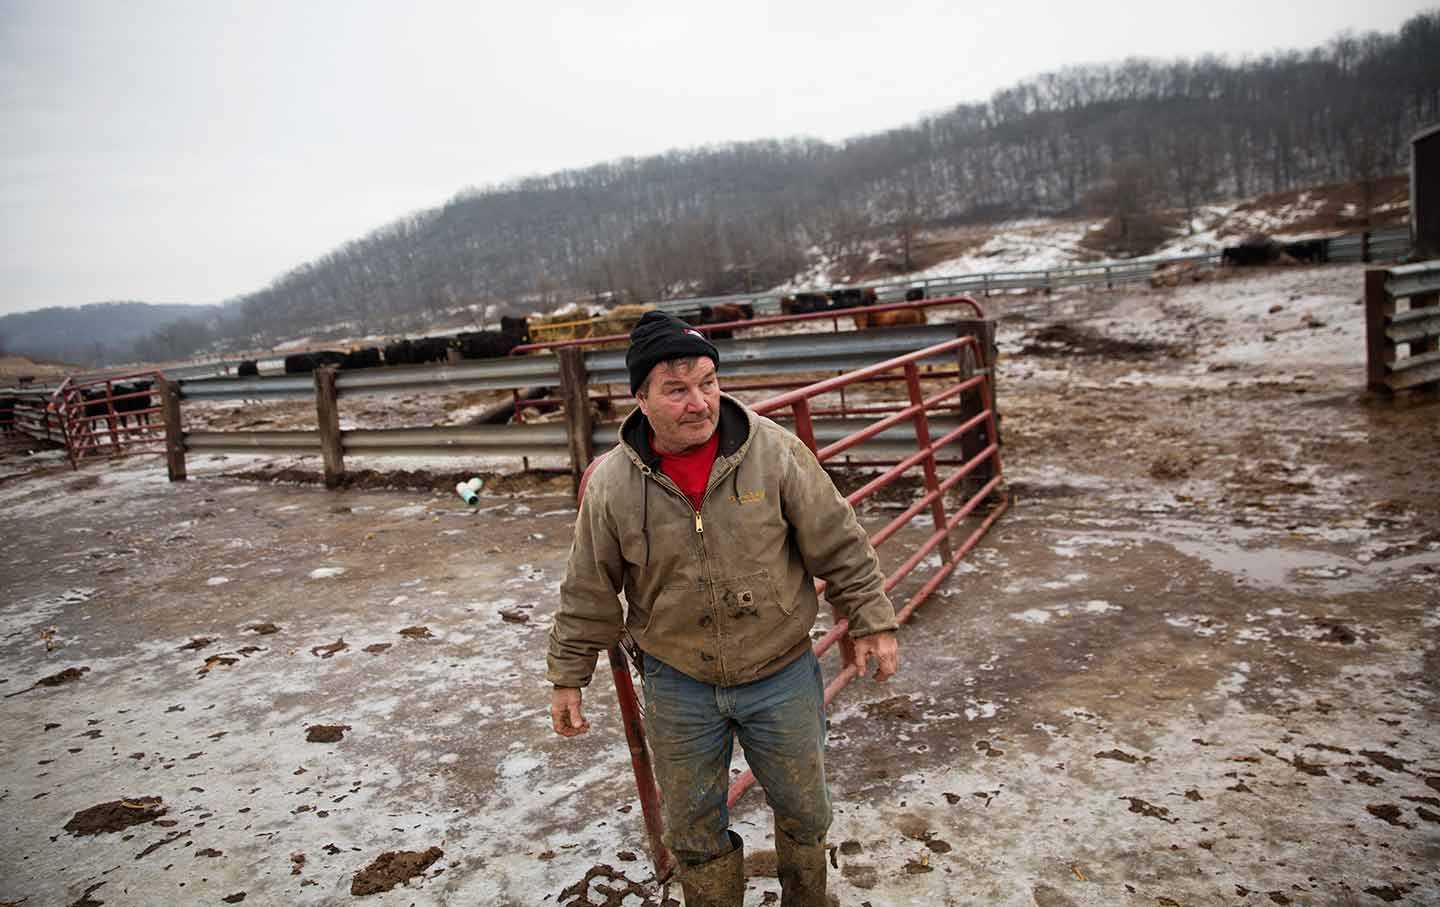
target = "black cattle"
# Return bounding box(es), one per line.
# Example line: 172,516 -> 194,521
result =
1282,238 -> 1327,263
904,287 -> 926,302
782,292 -> 832,315
113,380 -> 154,427
238,360 -> 259,377
693,305 -> 736,340
78,388 -> 120,439
829,289 -> 867,310
1222,235 -> 1280,267
382,337 -> 452,367
342,347 -> 382,370
456,331 -> 524,360
0,396 -> 16,435
382,339 -> 412,366
284,353 -> 317,374
500,316 -> 530,342
284,351 -> 347,373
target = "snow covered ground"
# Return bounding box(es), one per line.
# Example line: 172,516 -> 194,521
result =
1,260 -> 1437,906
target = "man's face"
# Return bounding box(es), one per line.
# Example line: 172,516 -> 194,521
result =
636,357 -> 721,455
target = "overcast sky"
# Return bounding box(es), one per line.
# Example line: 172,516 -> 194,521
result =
0,0 -> 1431,317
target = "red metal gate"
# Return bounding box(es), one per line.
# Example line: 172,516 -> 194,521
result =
51,371 -> 166,468
580,328 -> 1007,880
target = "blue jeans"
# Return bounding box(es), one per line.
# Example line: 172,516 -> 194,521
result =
641,648 -> 832,866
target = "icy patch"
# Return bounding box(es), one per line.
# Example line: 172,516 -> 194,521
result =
1011,609 -> 1052,625
965,701 -> 999,721
1214,662 -> 1251,697
1166,615 -> 1226,637
0,587 -> 96,638
1080,600 -> 1120,614
498,752 -> 542,778
308,567 -> 346,579
205,576 -> 230,586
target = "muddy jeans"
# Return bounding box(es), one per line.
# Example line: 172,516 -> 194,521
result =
641,648 -> 832,866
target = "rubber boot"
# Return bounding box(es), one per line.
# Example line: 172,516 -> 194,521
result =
680,831 -> 744,907
776,831 -> 829,907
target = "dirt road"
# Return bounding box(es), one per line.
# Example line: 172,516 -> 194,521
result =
1,263 -> 1437,906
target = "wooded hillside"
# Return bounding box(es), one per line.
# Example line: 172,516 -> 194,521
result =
7,11 -> 1438,365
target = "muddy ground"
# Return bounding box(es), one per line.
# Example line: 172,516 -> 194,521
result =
1,263 -> 1437,906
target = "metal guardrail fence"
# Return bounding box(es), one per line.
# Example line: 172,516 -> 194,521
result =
1366,260 -> 1440,393
174,323 -> 974,403
153,310 -> 997,487
650,227 -> 1412,317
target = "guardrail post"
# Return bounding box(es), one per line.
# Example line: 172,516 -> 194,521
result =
314,367 -> 345,489
557,347 -> 594,495
954,320 -> 1000,490
1361,231 -> 1372,264
160,379 -> 187,482
1365,269 -> 1394,394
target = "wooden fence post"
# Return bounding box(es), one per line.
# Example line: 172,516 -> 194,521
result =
558,347 -> 594,495
160,379 -> 187,482
1364,268 -> 1394,395
314,367 -> 345,489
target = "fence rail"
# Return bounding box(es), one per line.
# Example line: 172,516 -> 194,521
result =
147,303 -> 999,488
1366,260 -> 1440,393
651,227 -> 1411,317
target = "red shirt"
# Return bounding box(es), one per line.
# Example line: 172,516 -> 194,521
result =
655,430 -> 720,512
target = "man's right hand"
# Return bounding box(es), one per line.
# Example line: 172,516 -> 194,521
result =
550,686 -> 590,737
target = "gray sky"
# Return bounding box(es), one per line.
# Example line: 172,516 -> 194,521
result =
1,0 -> 1431,317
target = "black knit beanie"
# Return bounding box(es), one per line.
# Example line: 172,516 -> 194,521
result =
625,311 -> 720,394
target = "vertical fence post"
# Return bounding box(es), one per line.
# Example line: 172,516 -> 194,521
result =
954,321 -> 1000,490
1364,268 -> 1394,395
558,347 -> 594,495
313,367 -> 345,489
1361,231 -> 1372,264
160,379 -> 187,482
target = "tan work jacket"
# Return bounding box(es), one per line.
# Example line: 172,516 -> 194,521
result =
546,394 -> 897,688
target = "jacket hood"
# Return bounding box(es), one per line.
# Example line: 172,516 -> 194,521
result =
618,393 -> 753,470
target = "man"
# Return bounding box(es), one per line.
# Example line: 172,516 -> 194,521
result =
547,311 -> 900,906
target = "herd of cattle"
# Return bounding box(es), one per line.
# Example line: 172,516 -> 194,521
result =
251,292 -> 931,377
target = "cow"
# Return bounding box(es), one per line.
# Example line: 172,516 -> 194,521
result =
904,287 -> 926,302
78,387 -> 121,441
853,308 -> 928,330
455,330 -> 525,360
828,289 -> 867,310
0,396 -> 16,435
1222,235 -> 1280,267
781,292 -> 832,315
1282,238 -> 1327,263
709,303 -> 751,323
342,347 -> 382,370
500,316 -> 531,342
238,360 -> 260,377
283,351 -> 344,373
112,380 -> 154,428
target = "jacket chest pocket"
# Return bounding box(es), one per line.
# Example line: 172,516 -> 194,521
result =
715,569 -> 790,618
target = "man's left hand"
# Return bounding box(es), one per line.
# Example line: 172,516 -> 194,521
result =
853,631 -> 899,682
